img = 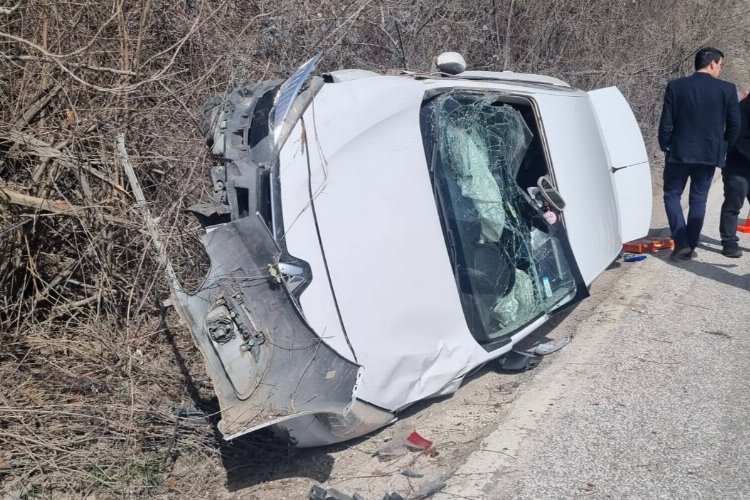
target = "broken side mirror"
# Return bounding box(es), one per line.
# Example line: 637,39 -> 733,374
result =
537,175 -> 566,211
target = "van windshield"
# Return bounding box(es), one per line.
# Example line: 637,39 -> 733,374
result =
420,92 -> 578,345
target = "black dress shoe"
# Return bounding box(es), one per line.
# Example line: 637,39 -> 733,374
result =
722,246 -> 742,258
670,246 -> 692,261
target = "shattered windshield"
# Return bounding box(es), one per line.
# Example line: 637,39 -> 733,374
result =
421,93 -> 578,344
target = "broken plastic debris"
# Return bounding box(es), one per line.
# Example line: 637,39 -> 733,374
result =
310,485 -> 328,500
405,431 -> 433,450
412,479 -> 447,499
375,439 -> 408,461
176,406 -> 209,421
382,493 -> 405,500
327,489 -> 355,500
622,253 -> 647,262
533,336 -> 570,356
401,467 -> 424,478
497,350 -> 542,372
309,485 -> 358,500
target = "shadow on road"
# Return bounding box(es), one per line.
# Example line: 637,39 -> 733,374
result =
698,234 -> 750,254
659,239 -> 750,291
648,226 -> 672,238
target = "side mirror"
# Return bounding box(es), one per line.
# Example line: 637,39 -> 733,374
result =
537,176 -> 566,211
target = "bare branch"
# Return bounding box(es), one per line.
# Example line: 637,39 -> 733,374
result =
0,0 -> 22,16
12,83 -> 62,129
4,55 -> 137,76
0,186 -> 132,226
502,0 -> 516,70
117,133 -> 180,291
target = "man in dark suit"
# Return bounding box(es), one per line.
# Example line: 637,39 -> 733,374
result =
719,89 -> 750,257
658,47 -> 741,261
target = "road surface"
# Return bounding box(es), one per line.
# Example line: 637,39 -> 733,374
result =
439,174 -> 750,499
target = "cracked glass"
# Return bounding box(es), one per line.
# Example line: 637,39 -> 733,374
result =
422,93 -> 578,343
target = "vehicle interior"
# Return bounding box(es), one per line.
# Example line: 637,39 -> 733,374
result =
420,91 -> 579,347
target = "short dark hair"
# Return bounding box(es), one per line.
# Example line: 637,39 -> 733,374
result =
695,47 -> 724,70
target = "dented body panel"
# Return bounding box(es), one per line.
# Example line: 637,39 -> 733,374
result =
279,77 -> 491,411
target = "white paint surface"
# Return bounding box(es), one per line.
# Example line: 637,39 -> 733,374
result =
587,87 -> 652,243
277,74 -> 651,415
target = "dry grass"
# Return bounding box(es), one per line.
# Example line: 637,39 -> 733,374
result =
0,0 -> 746,495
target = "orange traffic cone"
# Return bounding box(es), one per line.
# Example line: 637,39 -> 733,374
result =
738,209 -> 750,234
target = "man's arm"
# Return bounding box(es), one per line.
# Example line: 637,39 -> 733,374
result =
725,86 -> 741,146
730,100 -> 750,163
658,83 -> 674,151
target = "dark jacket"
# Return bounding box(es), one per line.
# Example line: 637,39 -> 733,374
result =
726,97 -> 750,169
658,72 -> 741,167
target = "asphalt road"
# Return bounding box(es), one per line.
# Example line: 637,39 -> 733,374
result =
440,175 -> 750,499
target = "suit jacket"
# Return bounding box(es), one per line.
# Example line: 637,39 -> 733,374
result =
658,72 -> 740,167
726,97 -> 750,169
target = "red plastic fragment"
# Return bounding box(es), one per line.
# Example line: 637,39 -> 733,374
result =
405,431 -> 433,450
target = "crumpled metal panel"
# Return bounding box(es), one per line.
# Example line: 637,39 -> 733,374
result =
271,54 -> 321,144
172,214 -> 361,439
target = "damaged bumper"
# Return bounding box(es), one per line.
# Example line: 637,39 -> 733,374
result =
172,214 -> 361,439
171,57 -> 375,442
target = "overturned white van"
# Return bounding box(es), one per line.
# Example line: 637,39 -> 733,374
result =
172,54 -> 652,447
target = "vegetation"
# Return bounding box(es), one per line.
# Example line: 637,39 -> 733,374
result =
1,0 -> 746,495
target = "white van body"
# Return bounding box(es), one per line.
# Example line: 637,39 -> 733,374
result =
173,57 -> 651,447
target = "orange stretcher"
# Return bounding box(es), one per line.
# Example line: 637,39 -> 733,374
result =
622,237 -> 675,254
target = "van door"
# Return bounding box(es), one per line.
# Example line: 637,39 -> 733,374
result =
587,87 -> 652,243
